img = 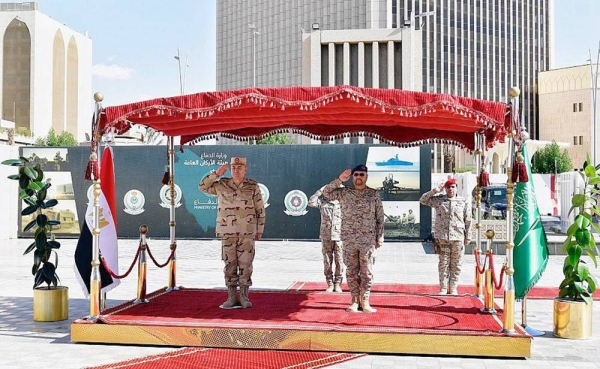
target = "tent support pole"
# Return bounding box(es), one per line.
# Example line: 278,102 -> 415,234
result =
473,132 -> 484,298
167,137 -> 178,291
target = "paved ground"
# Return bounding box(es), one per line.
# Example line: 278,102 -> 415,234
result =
1,237 -> 599,369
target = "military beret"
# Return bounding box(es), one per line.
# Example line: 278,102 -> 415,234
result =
230,157 -> 247,165
351,164 -> 368,174
444,178 -> 457,187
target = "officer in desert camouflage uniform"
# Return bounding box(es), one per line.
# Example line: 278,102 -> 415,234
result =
419,178 -> 471,295
199,157 -> 265,309
308,185 -> 343,293
323,164 -> 384,313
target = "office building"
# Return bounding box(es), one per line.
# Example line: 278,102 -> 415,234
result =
216,0 -> 551,161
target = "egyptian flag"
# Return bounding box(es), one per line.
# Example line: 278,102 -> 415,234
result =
74,146 -> 120,297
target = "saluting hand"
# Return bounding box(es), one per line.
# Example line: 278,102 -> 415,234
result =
215,163 -> 229,176
339,169 -> 352,182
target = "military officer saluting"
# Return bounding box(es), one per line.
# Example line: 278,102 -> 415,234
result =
199,157 -> 265,309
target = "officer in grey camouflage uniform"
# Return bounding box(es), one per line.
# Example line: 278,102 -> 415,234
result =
419,178 -> 471,295
308,185 -> 343,292
323,165 -> 384,313
199,157 -> 265,309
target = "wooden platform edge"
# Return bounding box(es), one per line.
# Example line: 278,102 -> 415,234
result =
71,320 -> 531,358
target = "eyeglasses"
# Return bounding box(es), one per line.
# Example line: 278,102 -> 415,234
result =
353,173 -> 366,177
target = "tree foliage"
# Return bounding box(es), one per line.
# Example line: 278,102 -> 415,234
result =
531,141 -> 572,174
34,128 -> 78,147
257,133 -> 295,145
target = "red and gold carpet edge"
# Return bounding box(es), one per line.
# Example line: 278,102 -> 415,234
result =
84,347 -> 367,369
71,286 -> 531,358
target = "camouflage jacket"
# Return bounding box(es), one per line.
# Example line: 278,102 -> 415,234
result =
322,178 -> 384,245
419,190 -> 471,242
308,189 -> 341,241
199,173 -> 265,239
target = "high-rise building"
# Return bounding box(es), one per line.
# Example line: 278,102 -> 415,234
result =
216,0 -> 551,143
0,2 -> 92,142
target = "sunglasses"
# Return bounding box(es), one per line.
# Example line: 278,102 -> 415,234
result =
353,172 -> 366,177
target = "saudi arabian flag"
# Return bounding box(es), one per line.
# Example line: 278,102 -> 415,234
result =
513,144 -> 549,299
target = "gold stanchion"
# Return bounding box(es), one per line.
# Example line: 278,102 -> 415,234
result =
135,225 -> 149,304
473,133 -> 484,298
481,229 -> 496,314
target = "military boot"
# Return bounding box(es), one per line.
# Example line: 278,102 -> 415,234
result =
333,283 -> 343,293
346,295 -> 360,313
219,286 -> 238,309
240,285 -> 253,308
325,282 -> 334,292
360,295 -> 377,313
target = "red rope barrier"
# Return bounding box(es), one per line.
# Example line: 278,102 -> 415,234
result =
474,250 -> 486,275
146,243 -> 175,268
100,245 -> 142,280
488,252 -> 506,290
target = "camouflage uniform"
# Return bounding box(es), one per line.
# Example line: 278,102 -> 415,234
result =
323,178 -> 384,300
419,190 -> 471,292
199,173 -> 265,288
308,188 -> 343,288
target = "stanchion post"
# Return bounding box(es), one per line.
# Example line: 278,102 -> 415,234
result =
135,225 -> 149,304
481,229 -> 497,314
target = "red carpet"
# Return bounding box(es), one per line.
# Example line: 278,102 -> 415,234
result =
100,287 -> 507,335
288,282 -> 600,300
84,347 -> 366,369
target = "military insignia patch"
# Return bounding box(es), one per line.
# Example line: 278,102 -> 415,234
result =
159,184 -> 182,208
123,189 -> 146,215
284,189 -> 308,216
258,183 -> 270,208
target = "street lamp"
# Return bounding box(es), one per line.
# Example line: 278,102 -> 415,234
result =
174,47 -> 190,95
589,41 -> 600,165
249,23 -> 260,87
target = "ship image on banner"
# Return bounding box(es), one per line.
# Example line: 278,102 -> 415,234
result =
123,189 -> 146,215
284,189 -> 308,216
258,183 -> 270,208
160,184 -> 182,208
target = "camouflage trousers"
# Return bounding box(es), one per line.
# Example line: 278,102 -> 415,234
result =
221,236 -> 255,287
322,239 -> 343,285
342,241 -> 376,298
437,240 -> 465,290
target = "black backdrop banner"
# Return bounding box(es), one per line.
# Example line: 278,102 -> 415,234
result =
19,144 -> 432,240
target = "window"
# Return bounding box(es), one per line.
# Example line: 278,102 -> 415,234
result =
579,136 -> 583,145
574,136 -> 578,145
579,102 -> 583,111
573,103 -> 577,112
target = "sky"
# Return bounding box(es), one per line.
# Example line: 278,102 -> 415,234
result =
34,0 -> 600,106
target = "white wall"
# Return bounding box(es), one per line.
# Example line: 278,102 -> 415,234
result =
0,145 -> 19,239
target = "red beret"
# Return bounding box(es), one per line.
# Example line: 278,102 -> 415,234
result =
444,179 -> 457,187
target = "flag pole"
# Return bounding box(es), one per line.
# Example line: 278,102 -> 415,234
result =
89,92 -> 103,321
502,87 -> 520,334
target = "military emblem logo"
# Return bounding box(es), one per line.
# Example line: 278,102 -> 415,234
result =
123,189 -> 146,215
258,183 -> 270,208
284,189 -> 308,216
159,184 -> 182,208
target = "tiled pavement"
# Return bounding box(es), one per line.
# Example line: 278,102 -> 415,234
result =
1,237 -> 599,369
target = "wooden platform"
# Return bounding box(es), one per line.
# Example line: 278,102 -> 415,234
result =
71,286 -> 531,358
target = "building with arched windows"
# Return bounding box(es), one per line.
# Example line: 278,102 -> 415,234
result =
0,2 -> 92,143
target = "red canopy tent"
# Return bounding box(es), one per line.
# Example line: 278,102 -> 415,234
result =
99,85 -> 510,151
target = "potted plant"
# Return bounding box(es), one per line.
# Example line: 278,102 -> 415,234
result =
554,156 -> 599,339
2,157 -> 68,322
